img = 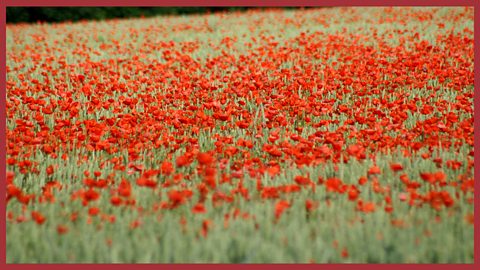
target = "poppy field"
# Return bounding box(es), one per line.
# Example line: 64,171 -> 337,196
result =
5,7 -> 474,263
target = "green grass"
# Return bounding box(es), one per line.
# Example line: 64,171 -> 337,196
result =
6,7 -> 474,263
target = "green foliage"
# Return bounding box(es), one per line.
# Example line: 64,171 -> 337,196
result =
7,7 -> 256,23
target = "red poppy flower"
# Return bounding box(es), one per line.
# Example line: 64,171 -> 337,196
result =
197,152 -> 214,166
192,203 -> 206,214
88,207 -> 100,216
160,161 -> 174,175
368,166 -> 381,175
390,163 -> 403,172
31,211 -> 46,225
57,225 -> 68,235
274,200 -> 291,220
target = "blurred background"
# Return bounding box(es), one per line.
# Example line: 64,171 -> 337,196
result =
7,7 -> 310,23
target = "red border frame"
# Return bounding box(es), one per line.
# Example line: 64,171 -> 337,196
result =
2,1 -> 478,269
2,0 -> 479,7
